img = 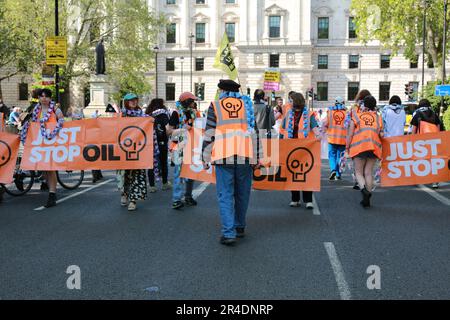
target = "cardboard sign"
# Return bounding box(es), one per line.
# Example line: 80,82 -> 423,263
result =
381,132 -> 450,187
21,117 -> 154,171
0,132 -> 20,184
253,139 -> 321,191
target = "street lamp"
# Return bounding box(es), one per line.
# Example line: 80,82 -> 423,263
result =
441,0 -> 448,117
180,56 -> 184,93
359,54 -> 363,88
154,46 -> 159,98
55,0 -> 60,104
422,0 -> 429,98
189,33 -> 195,93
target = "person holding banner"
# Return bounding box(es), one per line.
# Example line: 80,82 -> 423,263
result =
346,95 -> 384,208
118,93 -> 148,211
167,92 -> 200,210
279,92 -> 321,209
21,88 -> 65,207
202,79 -> 257,246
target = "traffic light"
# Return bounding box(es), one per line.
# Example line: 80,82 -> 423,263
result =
404,83 -> 414,101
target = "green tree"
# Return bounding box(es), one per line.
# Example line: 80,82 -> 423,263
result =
351,0 -> 449,80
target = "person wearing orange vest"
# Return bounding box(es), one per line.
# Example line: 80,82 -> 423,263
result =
202,79 -> 258,246
346,95 -> 383,208
279,92 -> 321,209
323,97 -> 347,181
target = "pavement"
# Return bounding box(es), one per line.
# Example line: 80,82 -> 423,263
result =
0,163 -> 449,300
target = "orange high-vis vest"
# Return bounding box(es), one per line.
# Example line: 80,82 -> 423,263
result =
211,97 -> 253,162
279,110 -> 315,139
349,111 -> 382,159
327,109 -> 347,145
418,120 -> 440,134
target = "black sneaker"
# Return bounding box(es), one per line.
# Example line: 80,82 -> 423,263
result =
360,188 -> 371,208
40,182 -> 49,191
184,197 -> 197,207
220,236 -> 237,246
336,176 -> 342,180
353,182 -> 360,190
172,201 -> 184,210
329,171 -> 336,181
44,193 -> 57,208
236,227 -> 245,238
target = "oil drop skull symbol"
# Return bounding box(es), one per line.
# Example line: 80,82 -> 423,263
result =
118,126 -> 147,161
0,140 -> 12,167
333,111 -> 345,126
360,113 -> 375,127
221,98 -> 243,119
286,147 -> 314,183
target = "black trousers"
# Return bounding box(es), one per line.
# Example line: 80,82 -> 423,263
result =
291,191 -> 313,203
148,143 -> 168,186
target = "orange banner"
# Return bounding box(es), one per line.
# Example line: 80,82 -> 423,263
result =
381,131 -> 450,187
0,132 -> 20,184
21,117 -> 154,171
253,139 -> 321,191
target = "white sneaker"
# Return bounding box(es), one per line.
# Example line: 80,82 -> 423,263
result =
149,186 -> 157,193
120,195 -> 127,207
128,201 -> 137,211
432,183 -> 439,189
306,202 -> 314,210
290,201 -> 300,207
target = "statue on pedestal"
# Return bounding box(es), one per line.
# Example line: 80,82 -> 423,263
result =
95,38 -> 106,75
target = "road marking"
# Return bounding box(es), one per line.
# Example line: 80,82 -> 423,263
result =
192,182 -> 209,200
34,179 -> 114,211
312,194 -> 321,215
418,185 -> 450,206
324,242 -> 352,300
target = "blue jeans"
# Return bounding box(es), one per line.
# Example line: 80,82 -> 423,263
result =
215,164 -> 253,238
328,143 -> 346,177
172,164 -> 194,202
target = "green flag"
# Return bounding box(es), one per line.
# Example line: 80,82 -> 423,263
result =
213,32 -> 238,80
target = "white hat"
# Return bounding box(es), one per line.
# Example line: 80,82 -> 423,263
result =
335,96 -> 344,104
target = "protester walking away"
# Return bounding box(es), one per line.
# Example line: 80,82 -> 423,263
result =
117,93 -> 149,211
90,109 -> 103,183
20,88 -> 65,208
253,89 -> 275,137
279,92 -> 321,209
346,95 -> 383,208
346,89 -> 372,190
167,92 -> 200,210
382,96 -> 406,138
323,96 -> 347,181
146,98 -> 171,193
410,98 -> 443,189
202,79 -> 257,246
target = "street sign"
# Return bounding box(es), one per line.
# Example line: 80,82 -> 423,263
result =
46,36 -> 67,65
435,85 -> 450,96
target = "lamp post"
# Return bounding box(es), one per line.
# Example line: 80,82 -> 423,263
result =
359,54 -> 363,89
154,46 -> 159,98
422,0 -> 428,98
180,56 -> 184,93
441,0 -> 448,118
189,33 -> 195,93
55,0 -> 60,104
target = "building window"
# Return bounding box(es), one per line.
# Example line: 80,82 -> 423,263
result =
166,23 -> 176,43
195,58 -> 204,71
195,83 -> 205,101
166,58 -> 175,71
269,16 -> 281,38
348,82 -> 360,101
379,82 -> 391,101
195,23 -> 206,43
349,17 -> 357,39
225,0 -> 236,3
317,82 -> 328,101
410,55 -> 419,69
225,23 -> 235,43
166,83 -> 176,101
18,83 -> 28,101
196,0 -> 205,4
318,17 -> 329,40
427,56 -> 434,68
269,54 -> 280,68
381,55 -> 390,69
166,0 -> 176,4
318,55 -> 328,69
349,55 -> 359,69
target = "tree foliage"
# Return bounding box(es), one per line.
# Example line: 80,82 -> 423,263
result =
351,0 -> 449,79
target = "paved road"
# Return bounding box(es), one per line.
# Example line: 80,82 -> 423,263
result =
0,163 -> 449,299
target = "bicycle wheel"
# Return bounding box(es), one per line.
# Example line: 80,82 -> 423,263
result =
4,169 -> 35,196
57,170 -> 84,190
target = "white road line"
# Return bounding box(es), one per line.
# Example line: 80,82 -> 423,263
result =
312,194 -> 321,215
418,185 -> 450,206
34,179 -> 114,211
324,242 -> 352,300
192,182 -> 210,200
